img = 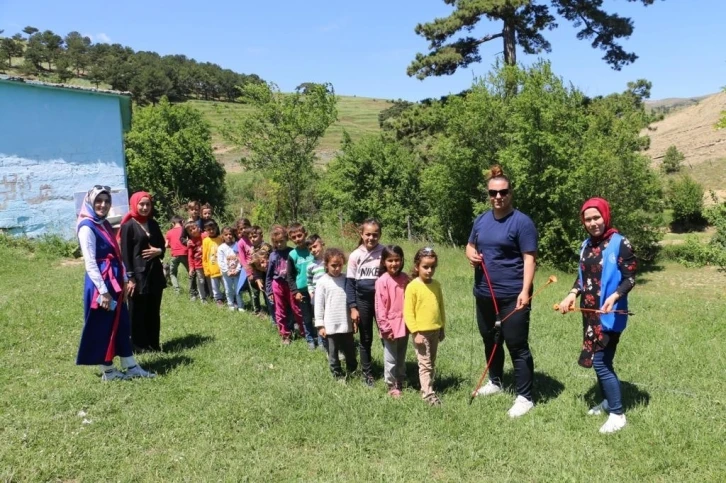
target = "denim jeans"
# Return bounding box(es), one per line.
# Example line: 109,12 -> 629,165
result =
593,339 -> 623,414
190,268 -> 207,300
210,276 -> 224,301
300,291 -> 317,344
222,273 -> 243,308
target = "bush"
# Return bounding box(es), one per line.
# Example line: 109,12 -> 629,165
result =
705,197 -> 726,271
661,145 -> 685,173
661,235 -> 726,268
0,232 -> 80,259
668,175 -> 705,229
125,97 -> 227,218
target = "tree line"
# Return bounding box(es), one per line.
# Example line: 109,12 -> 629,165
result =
0,26 -> 263,104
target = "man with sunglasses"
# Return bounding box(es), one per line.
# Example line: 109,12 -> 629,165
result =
465,165 -> 538,418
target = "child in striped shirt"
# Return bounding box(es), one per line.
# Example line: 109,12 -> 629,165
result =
314,248 -> 358,379
306,234 -> 327,351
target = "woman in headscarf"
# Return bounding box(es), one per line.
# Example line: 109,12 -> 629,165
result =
76,185 -> 155,380
119,191 -> 167,352
557,197 -> 637,434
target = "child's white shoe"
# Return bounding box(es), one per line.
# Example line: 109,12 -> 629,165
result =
101,368 -> 127,381
125,365 -> 156,379
599,413 -> 626,434
476,380 -> 502,397
507,395 -> 534,418
588,400 -> 610,416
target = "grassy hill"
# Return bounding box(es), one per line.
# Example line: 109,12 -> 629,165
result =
188,96 -> 391,170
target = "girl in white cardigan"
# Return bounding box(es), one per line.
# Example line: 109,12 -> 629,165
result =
314,248 -> 358,379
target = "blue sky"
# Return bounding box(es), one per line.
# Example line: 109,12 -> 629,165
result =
1,0 -> 724,101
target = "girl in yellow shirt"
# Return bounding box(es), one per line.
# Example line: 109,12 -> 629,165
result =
202,220 -> 224,305
404,247 -> 446,406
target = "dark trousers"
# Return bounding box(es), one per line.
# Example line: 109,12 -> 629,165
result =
129,290 -> 164,351
476,296 -> 534,401
248,283 -> 263,312
299,292 -> 317,345
356,293 -> 376,377
327,332 -> 358,376
593,338 -> 623,414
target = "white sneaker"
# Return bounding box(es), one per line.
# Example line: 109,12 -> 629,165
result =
599,413 -> 626,434
101,368 -> 127,381
125,365 -> 156,379
238,308 -> 245,312
507,395 -> 534,418
228,306 -> 236,312
476,380 -> 503,397
588,400 -> 610,416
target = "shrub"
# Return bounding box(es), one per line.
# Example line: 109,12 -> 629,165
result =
667,175 -> 705,229
661,145 -> 685,173
660,235 -> 726,268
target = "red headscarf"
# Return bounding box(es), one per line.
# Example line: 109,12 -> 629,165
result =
120,191 -> 153,226
580,197 -> 618,242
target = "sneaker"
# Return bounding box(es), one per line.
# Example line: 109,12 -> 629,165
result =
125,365 -> 156,379
363,374 -> 375,388
228,306 -> 236,312
189,296 -> 197,302
238,307 -> 246,312
588,400 -> 610,416
476,380 -> 503,397
599,413 -> 627,434
101,368 -> 127,381
388,388 -> 402,399
282,337 -> 292,346
216,300 -> 224,307
307,341 -> 316,351
426,394 -> 442,406
507,395 -> 534,418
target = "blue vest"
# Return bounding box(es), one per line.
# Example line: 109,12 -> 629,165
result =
578,233 -> 628,332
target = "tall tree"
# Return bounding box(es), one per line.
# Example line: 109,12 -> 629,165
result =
64,31 -> 92,75
408,0 -> 661,80
125,98 -> 227,216
0,37 -> 23,67
223,82 -> 338,221
22,26 -> 38,39
39,30 -> 63,70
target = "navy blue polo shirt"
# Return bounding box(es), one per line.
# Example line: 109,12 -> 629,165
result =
468,209 -> 538,299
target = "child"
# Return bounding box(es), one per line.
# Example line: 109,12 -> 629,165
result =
202,220 -> 224,306
218,226 -> 244,311
180,201 -> 203,244
286,223 -> 317,350
250,225 -> 270,254
346,218 -> 384,387
266,225 -> 306,345
250,250 -> 274,323
306,234 -> 327,351
404,247 -> 446,406
165,216 -> 188,294
375,245 -> 410,398
315,248 -> 358,379
235,219 -> 257,312
185,221 -> 208,302
201,203 -> 215,224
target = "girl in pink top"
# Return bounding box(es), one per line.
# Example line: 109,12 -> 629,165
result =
374,245 -> 410,398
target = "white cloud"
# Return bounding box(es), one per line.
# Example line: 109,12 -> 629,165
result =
85,33 -> 112,43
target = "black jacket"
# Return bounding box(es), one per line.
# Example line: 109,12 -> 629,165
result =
120,218 -> 167,295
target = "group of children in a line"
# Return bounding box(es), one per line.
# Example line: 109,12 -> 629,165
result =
165,205 -> 447,405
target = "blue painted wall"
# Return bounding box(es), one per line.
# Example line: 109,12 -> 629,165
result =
0,81 -> 128,238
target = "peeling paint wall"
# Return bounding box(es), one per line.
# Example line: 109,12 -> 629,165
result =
0,82 -> 127,238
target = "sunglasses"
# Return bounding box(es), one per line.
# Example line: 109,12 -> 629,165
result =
93,185 -> 111,191
488,189 -> 510,198
421,246 -> 435,255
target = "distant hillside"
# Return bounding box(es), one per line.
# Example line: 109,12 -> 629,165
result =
643,91 -> 726,166
645,94 -> 714,115
189,96 -> 392,171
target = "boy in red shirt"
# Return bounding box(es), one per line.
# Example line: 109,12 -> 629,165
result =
185,221 -> 208,302
165,216 -> 188,294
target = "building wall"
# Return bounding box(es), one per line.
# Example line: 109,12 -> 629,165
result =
0,81 -> 127,238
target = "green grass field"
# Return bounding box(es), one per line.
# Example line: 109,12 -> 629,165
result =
1,238 -> 724,481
